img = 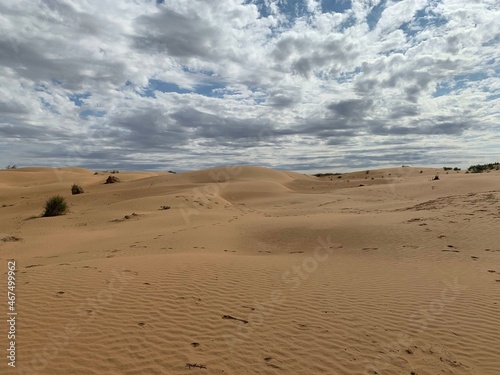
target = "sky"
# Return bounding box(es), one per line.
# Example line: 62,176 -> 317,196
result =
0,0 -> 499,173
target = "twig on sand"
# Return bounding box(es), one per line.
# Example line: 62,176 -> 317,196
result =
186,363 -> 207,369
222,314 -> 249,324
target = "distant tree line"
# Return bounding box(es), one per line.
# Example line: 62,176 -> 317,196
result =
467,162 -> 500,173
313,173 -> 342,177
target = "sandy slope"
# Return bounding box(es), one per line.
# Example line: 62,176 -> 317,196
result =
1,166 -> 499,375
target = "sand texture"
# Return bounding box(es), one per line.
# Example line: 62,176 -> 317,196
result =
1,166 -> 499,374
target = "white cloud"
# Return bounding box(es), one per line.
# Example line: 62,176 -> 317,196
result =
0,0 -> 498,172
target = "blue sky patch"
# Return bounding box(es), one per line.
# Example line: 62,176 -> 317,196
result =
40,97 -> 59,114
433,72 -> 489,97
367,0 -> 386,30
142,78 -> 227,98
143,80 -> 191,97
79,109 -> 106,118
321,0 -> 351,14
69,92 -> 91,107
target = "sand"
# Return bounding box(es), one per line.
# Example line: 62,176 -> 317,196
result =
0,165 -> 499,374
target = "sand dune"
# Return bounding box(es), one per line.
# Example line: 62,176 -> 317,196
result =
1,166 -> 499,374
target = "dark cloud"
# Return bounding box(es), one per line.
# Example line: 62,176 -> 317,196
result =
132,8 -> 222,60
0,4 -> 127,90
389,105 -> 420,119
264,88 -> 300,108
170,108 -> 276,141
370,121 -> 469,136
0,101 -> 30,116
272,36 -> 359,77
0,124 -> 50,139
327,99 -> 373,118
110,108 -> 190,148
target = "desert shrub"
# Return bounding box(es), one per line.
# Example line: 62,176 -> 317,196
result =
71,184 -> 84,195
159,205 -> 171,210
432,175 -> 440,181
6,165 -> 17,169
43,195 -> 68,217
443,167 -> 453,171
453,167 -> 461,171
105,175 -> 120,184
467,162 -> 500,173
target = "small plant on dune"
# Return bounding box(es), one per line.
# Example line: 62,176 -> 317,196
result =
43,195 -> 68,217
71,183 -> 84,195
104,175 -> 120,184
159,205 -> 171,210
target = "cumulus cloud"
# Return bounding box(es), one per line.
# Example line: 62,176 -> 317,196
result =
0,0 -> 498,172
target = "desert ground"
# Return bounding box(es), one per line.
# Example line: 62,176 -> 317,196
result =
0,165 -> 499,375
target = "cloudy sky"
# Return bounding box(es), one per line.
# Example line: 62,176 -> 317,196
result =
0,0 -> 498,172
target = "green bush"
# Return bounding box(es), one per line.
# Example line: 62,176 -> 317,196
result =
71,184 -> 84,195
467,162 -> 500,173
43,195 -> 68,217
